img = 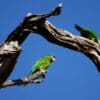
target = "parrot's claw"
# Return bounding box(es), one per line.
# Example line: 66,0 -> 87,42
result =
40,69 -> 47,73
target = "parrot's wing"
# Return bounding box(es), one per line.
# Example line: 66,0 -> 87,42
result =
85,29 -> 99,42
29,59 -> 49,75
86,29 -> 97,37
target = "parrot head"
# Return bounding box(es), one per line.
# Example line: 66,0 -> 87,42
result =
44,54 -> 56,62
51,56 -> 56,62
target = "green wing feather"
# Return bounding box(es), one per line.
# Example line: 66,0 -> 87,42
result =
29,59 -> 50,75
29,56 -> 52,75
83,28 -> 99,42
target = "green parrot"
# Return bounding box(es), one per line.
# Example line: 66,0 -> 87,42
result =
75,24 -> 99,43
24,54 -> 56,86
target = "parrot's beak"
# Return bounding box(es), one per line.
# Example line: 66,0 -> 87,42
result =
52,56 -> 56,61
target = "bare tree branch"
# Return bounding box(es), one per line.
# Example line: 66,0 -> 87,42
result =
4,3 -> 62,45
0,70 -> 45,89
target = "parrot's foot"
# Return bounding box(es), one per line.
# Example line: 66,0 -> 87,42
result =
40,69 -> 47,73
40,69 -> 47,78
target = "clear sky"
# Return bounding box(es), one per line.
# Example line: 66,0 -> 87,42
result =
0,0 -> 100,100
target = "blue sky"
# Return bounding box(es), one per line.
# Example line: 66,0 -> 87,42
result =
0,0 -> 100,100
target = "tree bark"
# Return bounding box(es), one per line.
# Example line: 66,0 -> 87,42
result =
0,70 -> 45,89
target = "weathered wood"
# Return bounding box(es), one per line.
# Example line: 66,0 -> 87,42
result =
0,70 -> 45,89
0,4 -> 62,88
0,41 -> 21,85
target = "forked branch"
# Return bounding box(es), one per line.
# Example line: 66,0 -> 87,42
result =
0,3 -> 100,89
